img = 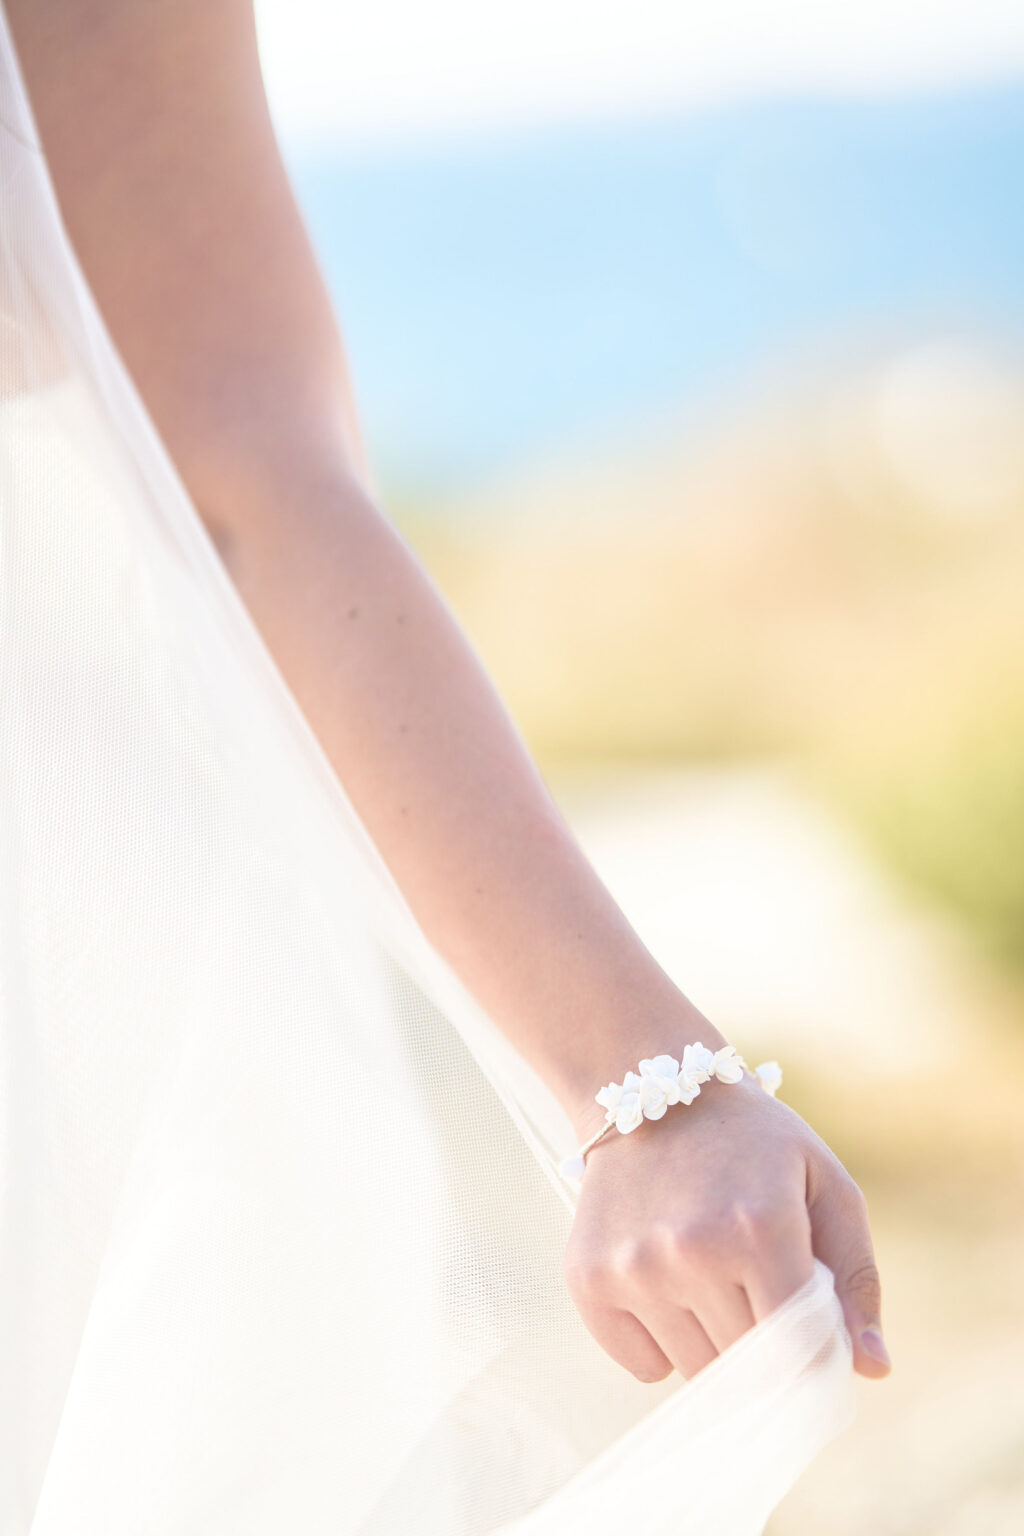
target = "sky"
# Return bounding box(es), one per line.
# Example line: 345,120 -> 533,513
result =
254,0 -> 1024,150
250,2 -> 1024,500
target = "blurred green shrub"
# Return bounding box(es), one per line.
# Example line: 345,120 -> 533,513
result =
843,698 -> 1024,973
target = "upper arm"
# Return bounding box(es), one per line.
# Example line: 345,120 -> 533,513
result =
7,0 -> 372,517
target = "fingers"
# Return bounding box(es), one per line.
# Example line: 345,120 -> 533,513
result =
664,1281 -> 756,1356
566,1289 -> 676,1383
569,1279 -> 724,1382
742,1212 -> 816,1322
565,1244 -> 722,1382
631,1297 -> 721,1378
567,1214 -> 801,1383
564,1138 -> 882,1388
808,1162 -> 891,1379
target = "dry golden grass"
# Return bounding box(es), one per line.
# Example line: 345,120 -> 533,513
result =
393,361 -> 1024,971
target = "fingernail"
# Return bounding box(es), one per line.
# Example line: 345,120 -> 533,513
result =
859,1327 -> 891,1367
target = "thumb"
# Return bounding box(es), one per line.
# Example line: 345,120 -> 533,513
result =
808,1166 -> 891,1379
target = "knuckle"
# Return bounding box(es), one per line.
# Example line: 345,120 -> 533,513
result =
845,1258 -> 882,1303
840,1180 -> 875,1237
616,1234 -> 671,1284
814,1157 -> 872,1226
669,1217 -> 729,1261
837,1168 -> 869,1214
673,1201 -> 786,1260
563,1256 -> 611,1302
731,1198 -> 787,1243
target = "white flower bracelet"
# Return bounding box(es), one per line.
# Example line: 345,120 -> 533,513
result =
558,1042 -> 783,1181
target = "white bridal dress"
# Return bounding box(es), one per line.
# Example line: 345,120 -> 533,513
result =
0,9 -> 857,1533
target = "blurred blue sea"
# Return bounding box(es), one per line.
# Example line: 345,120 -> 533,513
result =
284,86 -> 1024,500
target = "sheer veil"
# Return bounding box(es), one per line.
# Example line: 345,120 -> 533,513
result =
0,6 -> 856,1531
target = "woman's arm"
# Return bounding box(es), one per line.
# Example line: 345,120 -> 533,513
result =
9,0 -> 890,1382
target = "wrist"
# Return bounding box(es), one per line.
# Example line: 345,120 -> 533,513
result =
552,998 -> 732,1143
563,1054 -> 772,1180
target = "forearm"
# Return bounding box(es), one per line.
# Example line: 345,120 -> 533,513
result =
8,0 -> 726,1138
11,1 -> 894,1392
211,460 -> 727,1133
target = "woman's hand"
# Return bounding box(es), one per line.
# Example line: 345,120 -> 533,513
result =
8,7 -> 888,1400
563,1069 -> 890,1383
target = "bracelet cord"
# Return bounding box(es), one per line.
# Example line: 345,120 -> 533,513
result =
558,1045 -> 782,1182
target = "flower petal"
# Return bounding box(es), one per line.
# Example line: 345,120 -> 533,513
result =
640,1054 -> 680,1080
711,1045 -> 745,1084
682,1042 -> 714,1082
616,1100 -> 645,1133
755,1060 -> 783,1096
639,1076 -> 665,1108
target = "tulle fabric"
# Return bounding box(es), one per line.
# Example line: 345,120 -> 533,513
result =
0,8 -> 856,1532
